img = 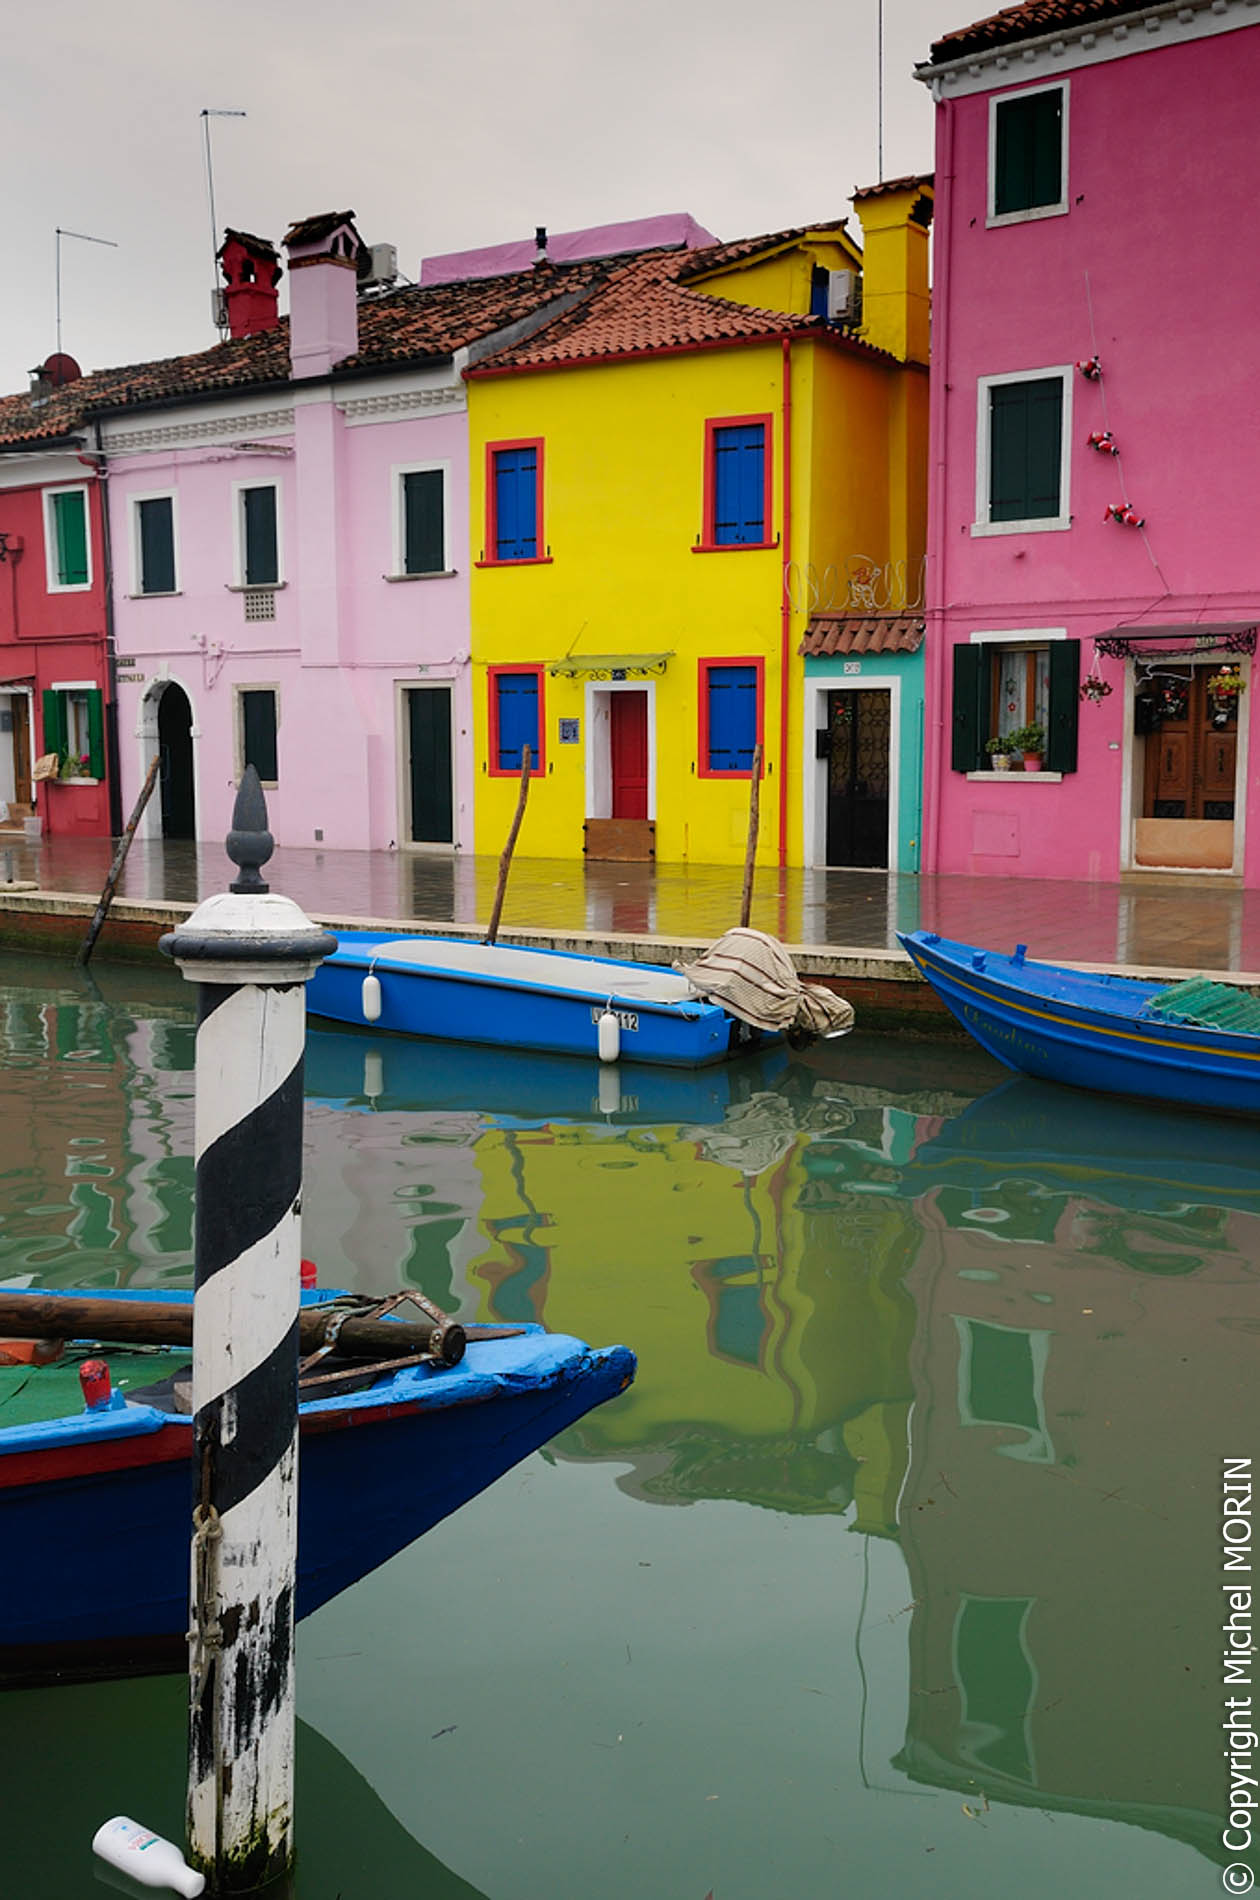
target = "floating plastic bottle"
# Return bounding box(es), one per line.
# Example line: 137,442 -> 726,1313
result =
91,1817 -> 205,1897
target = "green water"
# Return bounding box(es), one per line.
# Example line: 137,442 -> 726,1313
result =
0,953 -> 1255,1899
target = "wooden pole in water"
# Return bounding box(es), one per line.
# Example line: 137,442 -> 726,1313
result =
485,742 -> 531,946
76,753 -> 161,968
739,743 -> 763,929
160,767 -> 336,1894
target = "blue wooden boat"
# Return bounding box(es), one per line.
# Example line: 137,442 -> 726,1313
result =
898,930 -> 1260,1114
305,932 -> 777,1068
0,1287 -> 634,1686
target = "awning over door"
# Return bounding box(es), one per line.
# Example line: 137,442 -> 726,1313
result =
547,653 -> 673,679
799,615 -> 924,658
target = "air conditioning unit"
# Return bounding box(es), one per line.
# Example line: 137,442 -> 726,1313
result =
826,270 -> 860,323
359,242 -> 398,290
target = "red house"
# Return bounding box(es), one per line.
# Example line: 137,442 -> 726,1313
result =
0,355 -> 115,840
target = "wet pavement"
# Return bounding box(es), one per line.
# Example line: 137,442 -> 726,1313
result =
3,833 -> 1258,974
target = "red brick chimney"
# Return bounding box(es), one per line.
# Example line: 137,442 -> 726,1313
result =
218,230 -> 283,339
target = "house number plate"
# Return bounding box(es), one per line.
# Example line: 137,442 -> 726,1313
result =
590,1007 -> 638,1032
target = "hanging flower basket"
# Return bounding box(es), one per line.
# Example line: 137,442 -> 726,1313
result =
1079,673 -> 1112,704
1206,666 -> 1245,702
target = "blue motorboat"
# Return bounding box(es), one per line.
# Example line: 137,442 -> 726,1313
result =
898,930 -> 1260,1115
0,1287 -> 634,1685
305,931 -> 778,1068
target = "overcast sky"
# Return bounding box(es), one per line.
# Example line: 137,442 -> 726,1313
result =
3,0 -> 952,396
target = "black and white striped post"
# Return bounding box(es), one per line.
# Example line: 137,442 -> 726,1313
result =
161,769 -> 335,1893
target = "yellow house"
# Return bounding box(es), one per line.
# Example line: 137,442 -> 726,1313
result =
466,181 -> 931,870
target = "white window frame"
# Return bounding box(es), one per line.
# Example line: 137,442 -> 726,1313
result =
583,677 -> 658,823
803,673 -> 902,870
233,682 -> 281,788
987,79 -> 1069,228
390,460 -> 452,579
973,367 -> 1073,538
231,479 -> 284,589
129,488 -> 181,597
964,628 -> 1067,780
43,483 -> 93,594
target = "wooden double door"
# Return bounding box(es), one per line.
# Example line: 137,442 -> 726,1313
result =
1136,663 -> 1239,871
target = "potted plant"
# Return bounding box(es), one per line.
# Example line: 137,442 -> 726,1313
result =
1008,723 -> 1046,771
984,735 -> 1014,772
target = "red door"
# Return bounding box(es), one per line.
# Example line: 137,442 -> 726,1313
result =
610,692 -> 648,819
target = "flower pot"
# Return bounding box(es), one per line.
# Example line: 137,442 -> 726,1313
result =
1022,752 -> 1044,772
991,754 -> 1012,772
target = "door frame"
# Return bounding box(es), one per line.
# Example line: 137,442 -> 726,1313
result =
0,685 -> 34,816
584,679 -> 657,822
804,673 -> 901,870
395,676 -> 458,852
136,673 -> 200,841
1119,651 -> 1249,875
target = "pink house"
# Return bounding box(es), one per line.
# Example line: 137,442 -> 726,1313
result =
918,0 -> 1258,886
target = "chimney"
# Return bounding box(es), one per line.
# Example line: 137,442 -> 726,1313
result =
282,210 -> 363,379
218,230 -> 283,339
534,225 -> 549,269
852,177 -> 933,365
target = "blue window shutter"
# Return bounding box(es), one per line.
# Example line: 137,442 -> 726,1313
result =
496,673 -> 539,770
706,665 -> 757,771
494,448 -> 537,560
712,425 -> 765,545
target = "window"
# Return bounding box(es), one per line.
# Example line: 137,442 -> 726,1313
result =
42,684 -> 104,778
397,466 -> 447,576
989,82 -> 1067,224
489,666 -> 544,775
237,687 -> 278,784
485,440 -> 544,563
134,495 -> 177,595
701,416 -> 772,549
951,635 -> 1079,773
44,486 -> 91,592
954,1597 -> 1038,1784
974,370 -> 1071,534
238,484 -> 280,587
699,659 -> 763,777
954,1316 -> 1053,1463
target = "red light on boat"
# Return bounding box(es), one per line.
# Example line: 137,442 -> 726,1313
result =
79,1359 -> 112,1411
300,1259 -> 317,1289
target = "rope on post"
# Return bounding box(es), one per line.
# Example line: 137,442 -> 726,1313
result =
161,767 -> 335,1894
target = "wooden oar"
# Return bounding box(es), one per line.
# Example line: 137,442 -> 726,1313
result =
0,1294 -> 467,1367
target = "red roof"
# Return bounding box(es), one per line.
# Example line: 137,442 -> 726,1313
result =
930,0 -> 1154,62
799,615 -> 925,658
468,240 -> 891,377
851,174 -> 934,201
675,219 -> 851,282
0,260 -> 615,447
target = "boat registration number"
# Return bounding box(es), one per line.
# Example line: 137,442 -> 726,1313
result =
591,1007 -> 638,1033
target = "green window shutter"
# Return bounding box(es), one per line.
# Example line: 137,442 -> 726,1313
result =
1046,639 -> 1079,773
994,89 -> 1062,216
402,470 -> 445,574
85,690 -> 105,781
138,498 -> 176,594
52,490 -> 88,585
951,644 -> 986,772
241,690 -> 278,782
990,380 -> 1062,522
242,487 -> 278,586
42,688 -> 67,758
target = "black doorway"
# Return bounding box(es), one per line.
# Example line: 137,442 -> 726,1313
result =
157,684 -> 195,839
406,687 -> 453,844
823,689 -> 890,868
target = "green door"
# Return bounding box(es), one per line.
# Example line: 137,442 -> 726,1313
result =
407,687 -> 453,844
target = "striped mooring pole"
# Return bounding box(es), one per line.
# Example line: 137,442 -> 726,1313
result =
161,769 -> 335,1892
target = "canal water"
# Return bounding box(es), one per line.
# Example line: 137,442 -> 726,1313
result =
0,952 -> 1254,1899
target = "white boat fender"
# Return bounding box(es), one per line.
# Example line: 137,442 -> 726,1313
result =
597,1004 -> 621,1064
363,1049 -> 384,1100
597,1064 -> 622,1116
361,964 -> 383,1023
92,1817 -> 205,1896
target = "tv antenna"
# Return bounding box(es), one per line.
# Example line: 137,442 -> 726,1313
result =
877,0 -> 884,181
55,228 -> 118,357
201,108 -> 247,334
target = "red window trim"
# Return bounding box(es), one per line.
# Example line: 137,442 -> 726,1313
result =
696,414 -> 774,553
487,663 -> 546,778
485,436 -> 545,566
697,655 -> 766,781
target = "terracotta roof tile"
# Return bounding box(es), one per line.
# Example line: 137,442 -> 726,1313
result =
929,0 -> 1154,62
675,220 -> 850,282
468,243 -> 893,377
282,210 -> 358,248
851,173 -> 935,201
799,614 -> 925,658
0,259 -> 616,447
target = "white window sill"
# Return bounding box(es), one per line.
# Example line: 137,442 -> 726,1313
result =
126,591 -> 182,600
384,569 -> 458,582
986,202 -> 1068,228
967,769 -> 1063,782
47,583 -> 93,595
971,516 -> 1072,538
225,582 -> 287,593
52,776 -> 102,787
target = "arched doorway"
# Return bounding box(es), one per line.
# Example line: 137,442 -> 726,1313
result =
156,683 -> 195,839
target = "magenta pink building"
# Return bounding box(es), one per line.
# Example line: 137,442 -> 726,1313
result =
918,0 -> 1258,886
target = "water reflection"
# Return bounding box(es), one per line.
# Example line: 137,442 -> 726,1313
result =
0,958 -> 1254,1894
